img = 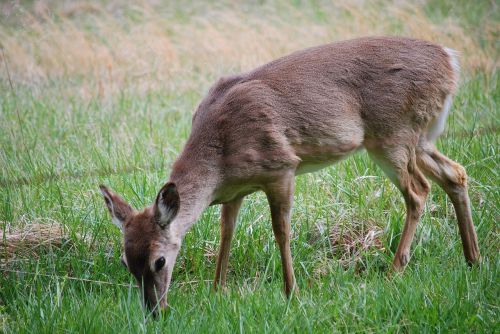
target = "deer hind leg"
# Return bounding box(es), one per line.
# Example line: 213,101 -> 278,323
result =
368,142 -> 431,270
416,140 -> 480,265
213,197 -> 243,289
264,171 -> 297,297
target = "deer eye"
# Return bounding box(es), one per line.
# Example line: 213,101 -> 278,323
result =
155,257 -> 166,271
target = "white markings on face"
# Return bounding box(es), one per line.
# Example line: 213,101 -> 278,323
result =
144,238 -> 182,310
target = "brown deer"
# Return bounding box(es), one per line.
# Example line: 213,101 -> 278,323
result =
100,36 -> 480,314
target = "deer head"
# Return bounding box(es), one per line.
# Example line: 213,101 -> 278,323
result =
99,183 -> 181,315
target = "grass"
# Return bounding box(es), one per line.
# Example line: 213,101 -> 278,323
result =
0,0 -> 499,332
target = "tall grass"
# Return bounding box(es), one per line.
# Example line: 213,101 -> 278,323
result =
1,0 -> 497,97
0,0 -> 498,332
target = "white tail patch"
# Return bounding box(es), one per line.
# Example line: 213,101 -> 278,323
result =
443,47 -> 460,87
426,47 -> 460,142
427,94 -> 453,142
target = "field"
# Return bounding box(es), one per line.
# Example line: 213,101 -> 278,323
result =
0,0 -> 499,332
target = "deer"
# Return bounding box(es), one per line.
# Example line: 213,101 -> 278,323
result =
99,36 -> 480,315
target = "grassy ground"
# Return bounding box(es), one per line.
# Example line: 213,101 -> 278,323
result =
1,0 -> 499,332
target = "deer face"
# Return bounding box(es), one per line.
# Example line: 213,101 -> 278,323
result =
99,183 -> 181,315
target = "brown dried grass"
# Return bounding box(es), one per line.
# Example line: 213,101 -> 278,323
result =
329,219 -> 385,267
0,1 -> 497,99
311,217 -> 385,274
0,218 -> 73,265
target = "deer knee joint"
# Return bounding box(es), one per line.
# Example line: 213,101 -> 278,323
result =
444,162 -> 468,188
454,164 -> 468,187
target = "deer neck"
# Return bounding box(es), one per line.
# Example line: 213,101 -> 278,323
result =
167,158 -> 219,238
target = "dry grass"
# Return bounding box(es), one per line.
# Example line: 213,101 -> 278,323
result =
1,0 -> 497,99
0,219 -> 73,265
310,217 -> 385,275
329,219 -> 384,267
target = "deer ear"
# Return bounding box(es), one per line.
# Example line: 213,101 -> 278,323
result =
155,182 -> 180,228
99,185 -> 133,231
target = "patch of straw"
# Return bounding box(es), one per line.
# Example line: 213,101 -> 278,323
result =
0,219 -> 73,266
311,217 -> 385,274
329,220 -> 384,263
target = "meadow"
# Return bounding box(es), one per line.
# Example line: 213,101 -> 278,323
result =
0,0 -> 498,332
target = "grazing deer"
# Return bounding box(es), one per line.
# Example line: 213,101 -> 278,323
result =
100,37 -> 480,314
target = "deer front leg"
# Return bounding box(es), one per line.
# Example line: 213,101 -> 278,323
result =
264,171 -> 297,297
213,197 -> 243,290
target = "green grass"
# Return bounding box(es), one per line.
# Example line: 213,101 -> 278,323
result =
1,1 -> 499,333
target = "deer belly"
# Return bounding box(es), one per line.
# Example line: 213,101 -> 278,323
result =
294,143 -> 361,175
296,161 -> 337,175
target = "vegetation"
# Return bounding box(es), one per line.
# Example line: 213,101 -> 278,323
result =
1,0 -> 498,332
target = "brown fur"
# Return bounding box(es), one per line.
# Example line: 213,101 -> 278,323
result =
173,37 -> 455,200
123,208 -> 156,279
101,36 -> 480,311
